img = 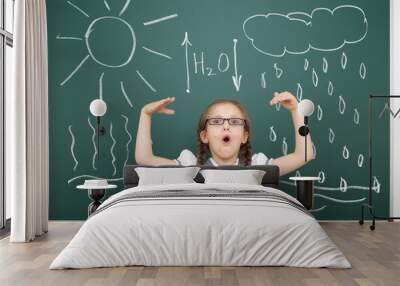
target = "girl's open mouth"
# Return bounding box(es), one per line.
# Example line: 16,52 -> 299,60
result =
222,135 -> 231,144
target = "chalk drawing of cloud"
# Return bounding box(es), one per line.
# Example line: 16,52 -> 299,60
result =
243,5 -> 368,57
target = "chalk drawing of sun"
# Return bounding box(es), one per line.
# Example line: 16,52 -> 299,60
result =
57,0 -> 178,107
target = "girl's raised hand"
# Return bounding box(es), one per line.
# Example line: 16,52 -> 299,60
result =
269,91 -> 298,112
142,97 -> 176,116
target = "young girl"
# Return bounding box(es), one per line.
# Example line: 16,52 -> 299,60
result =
135,92 -> 314,176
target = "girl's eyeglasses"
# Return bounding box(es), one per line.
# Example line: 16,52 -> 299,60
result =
206,118 -> 246,126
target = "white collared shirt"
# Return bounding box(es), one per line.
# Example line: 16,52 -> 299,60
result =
209,157 -> 239,166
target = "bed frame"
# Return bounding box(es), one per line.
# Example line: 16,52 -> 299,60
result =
123,165 -> 280,189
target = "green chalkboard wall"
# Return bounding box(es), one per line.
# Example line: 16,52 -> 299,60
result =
47,0 -> 390,220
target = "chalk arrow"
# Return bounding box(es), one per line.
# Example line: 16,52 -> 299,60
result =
181,32 -> 192,93
232,38 -> 242,92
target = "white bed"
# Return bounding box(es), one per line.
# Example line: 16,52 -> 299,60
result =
50,182 -> 351,269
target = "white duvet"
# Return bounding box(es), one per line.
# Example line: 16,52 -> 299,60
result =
50,183 -> 351,269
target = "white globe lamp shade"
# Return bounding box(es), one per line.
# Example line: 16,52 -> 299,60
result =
89,99 -> 107,117
298,99 -> 315,117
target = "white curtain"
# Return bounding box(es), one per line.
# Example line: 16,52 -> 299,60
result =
6,0 -> 49,242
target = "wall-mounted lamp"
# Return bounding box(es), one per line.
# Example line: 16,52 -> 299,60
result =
297,99 -> 315,162
89,99 -> 107,160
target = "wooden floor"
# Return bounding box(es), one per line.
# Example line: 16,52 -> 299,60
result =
0,221 -> 399,286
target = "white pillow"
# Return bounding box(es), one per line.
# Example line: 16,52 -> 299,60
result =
200,169 -> 266,185
135,166 -> 200,186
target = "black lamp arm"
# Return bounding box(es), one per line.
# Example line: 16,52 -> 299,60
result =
95,116 -> 106,160
298,116 -> 310,162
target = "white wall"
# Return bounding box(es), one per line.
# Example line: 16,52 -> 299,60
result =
391,0 -> 400,216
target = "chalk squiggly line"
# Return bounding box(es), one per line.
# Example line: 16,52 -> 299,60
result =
121,115 -> 132,167
260,72 -> 267,88
68,175 -> 123,184
314,193 -> 366,203
87,117 -> 98,170
110,122 -> 117,176
280,180 -> 379,192
68,125 -> 78,171
310,205 -> 327,212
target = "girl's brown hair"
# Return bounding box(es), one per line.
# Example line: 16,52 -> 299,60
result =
196,99 -> 252,166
